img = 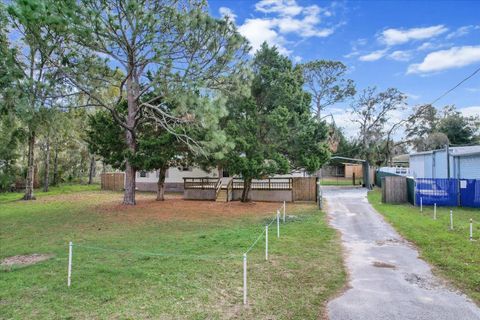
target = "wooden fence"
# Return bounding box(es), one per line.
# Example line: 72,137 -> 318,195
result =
293,177 -> 317,201
381,176 -> 407,203
100,172 -> 125,191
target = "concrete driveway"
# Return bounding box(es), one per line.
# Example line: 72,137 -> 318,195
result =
324,187 -> 480,320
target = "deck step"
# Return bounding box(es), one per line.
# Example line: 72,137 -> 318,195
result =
216,190 -> 228,202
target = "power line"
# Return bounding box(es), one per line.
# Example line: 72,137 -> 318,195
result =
430,66 -> 480,105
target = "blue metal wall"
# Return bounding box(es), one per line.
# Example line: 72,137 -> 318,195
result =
415,178 -> 480,208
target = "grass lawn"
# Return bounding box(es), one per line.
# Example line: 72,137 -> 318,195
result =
0,188 -> 345,319
320,177 -> 363,186
0,184 -> 100,204
368,189 -> 480,304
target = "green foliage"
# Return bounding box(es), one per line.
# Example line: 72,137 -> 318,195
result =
0,115 -> 26,191
301,60 -> 356,118
406,105 -> 479,150
224,44 -> 330,199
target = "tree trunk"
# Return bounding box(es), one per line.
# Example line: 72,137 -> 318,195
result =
241,178 -> 252,202
88,155 -> 95,184
43,136 -> 50,192
52,143 -> 59,186
123,69 -> 138,205
23,130 -> 36,200
156,167 -> 167,201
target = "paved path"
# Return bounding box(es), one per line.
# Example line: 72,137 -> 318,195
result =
324,187 -> 480,320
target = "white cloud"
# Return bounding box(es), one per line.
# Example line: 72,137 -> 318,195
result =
459,106 -> 480,117
237,0 -> 337,55
255,0 -> 303,16
446,25 -> 480,39
293,55 -> 302,63
466,87 -> 480,93
389,50 -> 413,61
407,45 -> 480,74
380,25 -> 448,46
219,7 -> 237,23
238,18 -> 290,55
359,49 -> 387,62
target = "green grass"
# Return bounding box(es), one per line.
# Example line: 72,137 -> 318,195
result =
320,177 -> 363,186
0,189 -> 345,319
368,189 -> 480,304
0,184 -> 100,204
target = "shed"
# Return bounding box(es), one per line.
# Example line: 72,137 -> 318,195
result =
409,145 -> 480,179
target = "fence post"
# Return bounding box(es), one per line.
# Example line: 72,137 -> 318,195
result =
265,225 -> 269,260
420,197 -> 423,212
67,241 -> 73,287
450,210 -> 454,230
470,219 -> 473,241
283,201 -> 286,223
243,253 -> 247,305
434,203 -> 437,220
277,210 -> 280,238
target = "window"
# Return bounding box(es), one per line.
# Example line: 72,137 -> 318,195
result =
139,171 -> 148,178
178,166 -> 192,172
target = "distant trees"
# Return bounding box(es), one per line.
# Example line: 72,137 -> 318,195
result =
302,60 -> 355,120
6,0 -> 68,199
224,44 -> 330,202
406,104 -> 479,151
351,87 -> 406,164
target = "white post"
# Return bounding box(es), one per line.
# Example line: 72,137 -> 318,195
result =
470,219 -> 473,241
265,225 -> 269,261
283,201 -> 286,223
420,197 -> 423,212
434,203 -> 437,220
243,253 -> 247,305
450,210 -> 453,230
277,210 -> 280,238
67,241 -> 73,287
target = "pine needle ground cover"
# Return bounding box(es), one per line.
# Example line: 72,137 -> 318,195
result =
0,187 -> 345,319
368,189 -> 480,305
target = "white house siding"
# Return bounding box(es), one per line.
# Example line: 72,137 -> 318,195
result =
135,167 -> 219,192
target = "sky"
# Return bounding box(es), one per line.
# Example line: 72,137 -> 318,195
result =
208,0 -> 480,137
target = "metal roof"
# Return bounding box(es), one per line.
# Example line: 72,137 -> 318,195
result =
409,145 -> 480,157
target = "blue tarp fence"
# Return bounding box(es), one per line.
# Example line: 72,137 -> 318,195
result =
415,178 -> 480,208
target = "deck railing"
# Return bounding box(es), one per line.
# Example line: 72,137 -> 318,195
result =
233,178 -> 292,190
183,177 -> 220,190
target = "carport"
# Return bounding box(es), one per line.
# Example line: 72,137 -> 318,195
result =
320,156 -> 372,189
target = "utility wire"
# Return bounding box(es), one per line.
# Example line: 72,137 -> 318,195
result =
430,66 -> 480,105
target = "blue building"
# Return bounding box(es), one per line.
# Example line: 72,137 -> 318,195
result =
409,146 -> 480,179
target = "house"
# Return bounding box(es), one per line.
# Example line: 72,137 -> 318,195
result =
409,145 -> 480,179
135,166 -> 220,192
135,166 -> 312,193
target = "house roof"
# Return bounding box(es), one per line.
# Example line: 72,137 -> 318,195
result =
392,154 -> 409,163
410,145 -> 480,157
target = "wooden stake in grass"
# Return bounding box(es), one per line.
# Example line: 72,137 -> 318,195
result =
243,253 -> 247,305
67,241 -> 73,287
283,201 -> 286,223
265,225 -> 268,261
420,197 -> 423,212
434,203 -> 437,220
470,219 -> 473,241
450,210 -> 454,230
277,210 -> 280,238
